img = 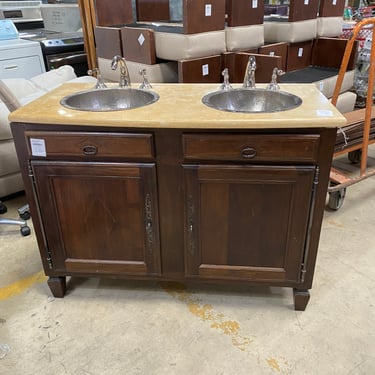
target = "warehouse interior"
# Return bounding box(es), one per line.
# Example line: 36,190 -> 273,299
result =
1,165 -> 374,374
1,0 -> 375,374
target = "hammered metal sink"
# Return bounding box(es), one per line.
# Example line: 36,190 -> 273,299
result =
202,88 -> 302,113
60,88 -> 159,112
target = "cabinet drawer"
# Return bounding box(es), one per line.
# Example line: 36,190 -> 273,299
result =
183,134 -> 320,162
25,131 -> 154,159
0,55 -> 44,79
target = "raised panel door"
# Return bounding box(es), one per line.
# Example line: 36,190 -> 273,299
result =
32,161 -> 161,276
184,164 -> 316,283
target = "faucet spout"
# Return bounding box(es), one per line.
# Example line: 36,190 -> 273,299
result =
111,55 -> 131,88
243,56 -> 256,89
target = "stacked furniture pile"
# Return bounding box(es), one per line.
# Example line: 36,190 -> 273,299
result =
94,0 -> 356,113
95,0 -> 227,83
335,106 -> 375,153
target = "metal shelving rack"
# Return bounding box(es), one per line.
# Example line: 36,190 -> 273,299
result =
328,17 -> 375,210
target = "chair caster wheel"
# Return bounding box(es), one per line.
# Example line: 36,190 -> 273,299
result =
21,226 -> 31,236
19,212 -> 31,220
18,204 -> 31,220
0,202 -> 7,214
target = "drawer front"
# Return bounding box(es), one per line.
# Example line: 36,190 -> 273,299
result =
183,134 -> 320,163
25,131 -> 154,159
0,55 -> 44,79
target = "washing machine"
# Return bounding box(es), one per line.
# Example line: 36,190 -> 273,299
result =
0,19 -> 45,79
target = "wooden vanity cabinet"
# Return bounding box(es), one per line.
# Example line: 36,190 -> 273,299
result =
180,132 -> 330,307
12,124 -> 336,310
16,129 -> 161,296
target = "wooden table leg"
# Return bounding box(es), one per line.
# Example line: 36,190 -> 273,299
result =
47,276 -> 66,298
293,288 -> 310,311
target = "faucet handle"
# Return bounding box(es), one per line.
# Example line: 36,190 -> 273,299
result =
267,67 -> 284,91
139,69 -> 152,90
220,68 -> 232,91
87,68 -> 107,89
274,68 -> 285,77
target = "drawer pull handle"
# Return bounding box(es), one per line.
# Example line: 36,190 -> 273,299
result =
241,147 -> 257,159
82,145 -> 98,155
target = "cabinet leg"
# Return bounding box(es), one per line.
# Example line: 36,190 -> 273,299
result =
293,288 -> 310,311
47,277 -> 66,298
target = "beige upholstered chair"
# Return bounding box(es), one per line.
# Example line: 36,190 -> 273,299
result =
0,66 -> 95,235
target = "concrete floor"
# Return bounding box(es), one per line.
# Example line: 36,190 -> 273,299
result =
1,155 -> 375,374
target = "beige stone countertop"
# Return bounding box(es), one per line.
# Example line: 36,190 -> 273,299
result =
9,82 -> 347,129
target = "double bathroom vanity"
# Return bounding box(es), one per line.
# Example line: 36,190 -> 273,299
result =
10,82 -> 345,310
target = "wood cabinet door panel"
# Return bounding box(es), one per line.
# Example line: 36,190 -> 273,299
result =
226,0 -> 265,27
184,165 -> 316,282
183,0 -> 226,34
32,161 -> 161,276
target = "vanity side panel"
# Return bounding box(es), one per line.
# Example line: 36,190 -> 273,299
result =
11,122 -> 57,275
299,127 -> 337,289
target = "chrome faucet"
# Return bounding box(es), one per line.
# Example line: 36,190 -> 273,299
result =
243,56 -> 256,89
87,68 -> 107,89
111,55 -> 131,88
267,67 -> 285,91
139,68 -> 152,90
220,68 -> 232,91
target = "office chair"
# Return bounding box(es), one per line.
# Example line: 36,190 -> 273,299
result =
0,201 -> 31,236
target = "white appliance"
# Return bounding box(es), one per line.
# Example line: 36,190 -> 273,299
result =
0,19 -> 45,79
0,1 -> 87,77
0,1 -> 43,24
41,4 -> 81,32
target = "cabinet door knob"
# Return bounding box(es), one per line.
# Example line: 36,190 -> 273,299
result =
82,145 -> 98,155
241,147 -> 257,159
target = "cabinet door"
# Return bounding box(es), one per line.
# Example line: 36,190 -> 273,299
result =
184,165 -> 316,283
32,161 -> 161,276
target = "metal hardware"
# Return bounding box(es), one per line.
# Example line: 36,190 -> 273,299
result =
49,53 -> 87,64
145,194 -> 153,254
243,56 -> 257,88
46,255 -> 53,270
266,67 -> 285,91
4,64 -> 18,70
82,145 -> 97,155
187,195 -> 195,256
241,147 -> 257,159
0,217 -> 26,226
300,167 -> 320,282
220,68 -> 232,91
139,68 -> 152,90
87,67 -> 107,89
111,55 -> 131,88
28,161 -> 35,185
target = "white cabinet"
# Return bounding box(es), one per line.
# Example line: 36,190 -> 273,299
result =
0,39 -> 45,79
